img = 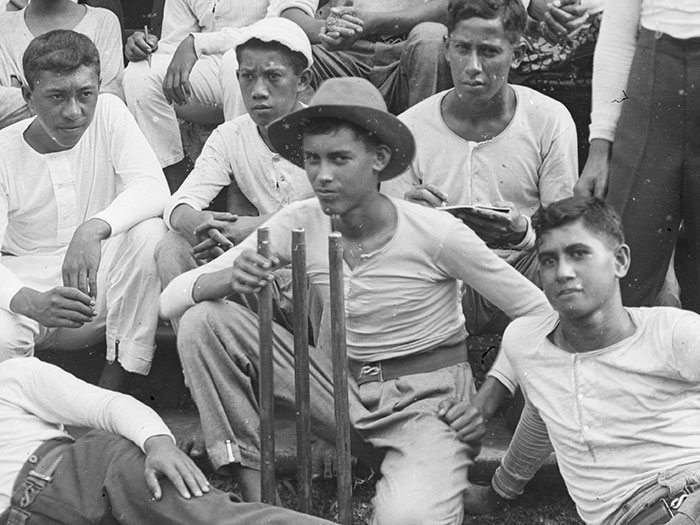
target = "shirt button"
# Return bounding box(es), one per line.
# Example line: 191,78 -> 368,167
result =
583,425 -> 590,431
577,394 -> 583,400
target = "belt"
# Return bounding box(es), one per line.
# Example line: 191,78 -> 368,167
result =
1,437 -> 73,525
349,341 -> 468,385
627,485 -> 698,525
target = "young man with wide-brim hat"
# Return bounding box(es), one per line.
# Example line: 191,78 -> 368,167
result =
160,77 -> 550,522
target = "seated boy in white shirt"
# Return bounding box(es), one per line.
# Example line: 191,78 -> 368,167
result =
0,30 -> 169,391
382,0 -> 577,335
444,196 -> 700,524
156,17 -> 315,293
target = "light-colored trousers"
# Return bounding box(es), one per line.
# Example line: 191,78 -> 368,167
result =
177,299 -> 475,525
0,219 -> 166,375
123,54 -> 235,168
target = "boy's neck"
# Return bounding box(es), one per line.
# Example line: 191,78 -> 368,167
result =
556,299 -> 635,354
441,84 -> 516,142
333,192 -> 395,241
27,0 -> 74,14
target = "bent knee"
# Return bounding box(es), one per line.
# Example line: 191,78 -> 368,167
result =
125,218 -> 167,252
407,21 -> 448,44
123,60 -> 163,100
0,311 -> 36,360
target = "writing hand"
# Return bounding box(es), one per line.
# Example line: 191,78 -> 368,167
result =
125,30 -> 159,63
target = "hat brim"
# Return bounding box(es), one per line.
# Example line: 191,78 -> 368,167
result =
268,104 -> 415,182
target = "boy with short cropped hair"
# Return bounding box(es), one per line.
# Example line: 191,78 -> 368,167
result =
156,17 -> 315,293
160,76 -> 550,522
447,196 -> 700,524
0,30 -> 169,391
382,0 -> 577,335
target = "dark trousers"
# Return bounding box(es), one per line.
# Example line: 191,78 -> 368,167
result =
607,28 -> 700,312
1,430 -> 330,525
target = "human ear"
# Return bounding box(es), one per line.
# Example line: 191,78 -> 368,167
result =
614,243 -> 631,278
443,33 -> 451,65
21,84 -> 33,109
372,144 -> 392,173
297,68 -> 313,93
510,41 -> 526,70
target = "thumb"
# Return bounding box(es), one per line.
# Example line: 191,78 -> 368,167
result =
438,398 -> 457,418
145,468 -> 162,500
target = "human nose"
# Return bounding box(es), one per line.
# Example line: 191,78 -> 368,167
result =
555,257 -> 576,281
464,50 -> 482,74
251,77 -> 268,98
62,96 -> 81,119
316,160 -> 334,183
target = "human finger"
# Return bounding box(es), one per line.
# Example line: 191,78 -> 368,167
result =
125,32 -> 150,61
57,307 -> 94,324
59,286 -> 94,306
543,12 -> 568,40
207,229 -> 234,250
77,269 -> 89,296
144,468 -> 163,501
162,71 -> 176,104
209,211 -> 239,222
87,269 -> 98,300
437,398 -> 458,418
172,461 -> 205,498
318,31 -> 343,49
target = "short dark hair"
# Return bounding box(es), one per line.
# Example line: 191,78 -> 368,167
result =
23,30 -> 100,88
235,38 -> 308,76
298,117 -> 383,151
532,196 -> 625,248
447,0 -> 527,43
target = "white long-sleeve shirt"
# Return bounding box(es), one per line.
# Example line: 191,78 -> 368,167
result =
164,113 -> 313,228
0,6 -> 124,129
590,0 -> 700,142
0,94 -> 169,311
156,0 -> 317,58
161,197 -> 550,362
0,357 -> 174,514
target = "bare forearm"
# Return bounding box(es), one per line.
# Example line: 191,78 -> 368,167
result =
191,269 -> 235,304
170,204 -> 207,238
282,7 -> 325,44
472,376 -> 511,422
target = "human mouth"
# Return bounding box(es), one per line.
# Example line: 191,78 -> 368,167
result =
558,285 -> 583,297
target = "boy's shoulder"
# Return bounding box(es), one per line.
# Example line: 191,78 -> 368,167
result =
503,309 -> 558,349
511,84 -> 572,121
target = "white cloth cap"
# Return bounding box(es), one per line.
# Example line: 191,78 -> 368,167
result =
235,17 -> 313,68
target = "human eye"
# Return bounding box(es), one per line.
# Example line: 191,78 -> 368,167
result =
79,91 -> 94,100
303,152 -> 319,165
480,46 -> 500,57
539,255 -> 555,267
332,154 -> 350,165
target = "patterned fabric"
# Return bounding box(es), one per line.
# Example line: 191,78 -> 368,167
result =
512,12 -> 602,84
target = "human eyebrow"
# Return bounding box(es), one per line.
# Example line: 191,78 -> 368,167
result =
565,243 -> 592,254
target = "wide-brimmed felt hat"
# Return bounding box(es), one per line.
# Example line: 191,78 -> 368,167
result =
267,77 -> 415,181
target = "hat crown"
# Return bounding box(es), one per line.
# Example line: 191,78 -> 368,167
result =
308,78 -> 388,112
